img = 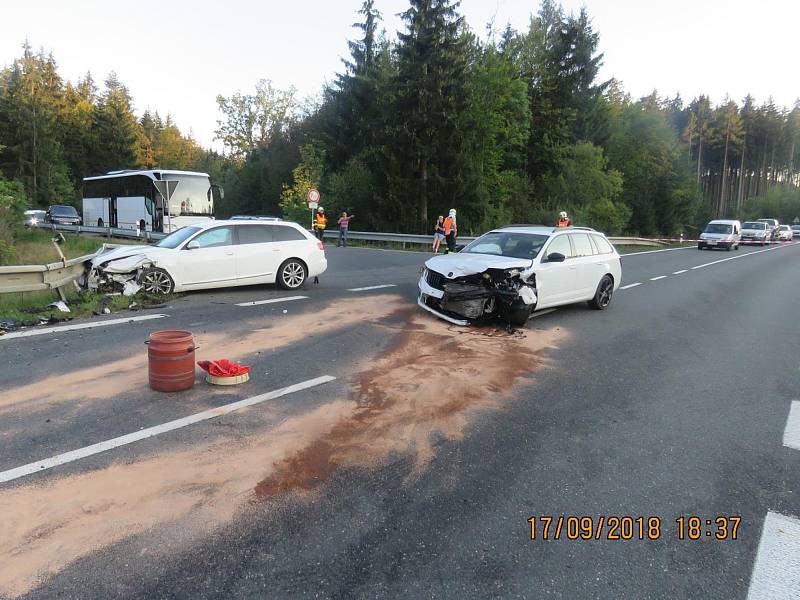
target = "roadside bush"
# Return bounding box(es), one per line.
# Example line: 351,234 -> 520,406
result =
0,175 -> 29,264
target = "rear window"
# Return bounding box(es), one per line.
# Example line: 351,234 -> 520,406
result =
236,225 -> 275,244
272,226 -> 306,242
743,222 -> 766,229
592,235 -> 614,254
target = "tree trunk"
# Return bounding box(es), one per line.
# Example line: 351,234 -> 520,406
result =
696,136 -> 703,185
719,123 -> 730,216
419,155 -> 428,231
736,133 -> 747,212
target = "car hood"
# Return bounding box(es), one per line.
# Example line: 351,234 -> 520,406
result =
424,253 -> 533,278
91,245 -> 170,268
742,228 -> 766,234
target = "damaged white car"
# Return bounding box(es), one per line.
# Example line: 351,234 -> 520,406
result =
418,226 -> 622,326
87,220 -> 327,295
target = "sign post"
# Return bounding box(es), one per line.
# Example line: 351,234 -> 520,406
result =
307,188 -> 320,232
153,180 -> 179,232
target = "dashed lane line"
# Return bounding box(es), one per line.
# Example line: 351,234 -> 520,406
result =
0,375 -> 336,485
782,401 -> 800,451
619,283 -> 642,290
747,511 -> 800,599
235,296 -> 308,307
691,243 -> 792,270
348,284 -> 398,292
0,314 -> 168,341
650,276 -> 667,281
673,270 -> 688,275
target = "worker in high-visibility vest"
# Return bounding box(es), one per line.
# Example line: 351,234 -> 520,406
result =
443,208 -> 458,253
313,207 -> 327,241
557,211 -> 571,228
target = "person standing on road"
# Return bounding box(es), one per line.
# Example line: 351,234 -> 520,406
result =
432,215 -> 445,253
314,207 -> 327,242
337,212 -> 355,247
557,211 -> 571,228
443,209 -> 458,253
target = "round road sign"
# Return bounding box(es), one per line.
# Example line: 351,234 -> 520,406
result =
307,188 -> 320,203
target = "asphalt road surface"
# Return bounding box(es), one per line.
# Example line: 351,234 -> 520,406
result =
1,241 -> 799,599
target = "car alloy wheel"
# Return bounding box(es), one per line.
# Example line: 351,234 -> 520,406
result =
279,260 -> 306,289
140,267 -> 174,294
589,275 -> 614,310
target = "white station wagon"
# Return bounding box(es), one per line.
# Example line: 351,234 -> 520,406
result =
418,226 -> 622,326
88,220 -> 327,294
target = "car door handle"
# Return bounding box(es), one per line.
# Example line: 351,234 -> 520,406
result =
272,248 -> 281,252
225,252 -> 234,256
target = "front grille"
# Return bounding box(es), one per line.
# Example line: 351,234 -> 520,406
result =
426,269 -> 446,290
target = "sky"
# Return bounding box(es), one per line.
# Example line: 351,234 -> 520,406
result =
2,0 -> 798,150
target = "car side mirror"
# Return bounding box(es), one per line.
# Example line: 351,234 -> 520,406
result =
546,252 -> 566,263
185,240 -> 200,250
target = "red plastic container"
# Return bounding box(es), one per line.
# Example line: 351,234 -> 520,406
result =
147,330 -> 197,392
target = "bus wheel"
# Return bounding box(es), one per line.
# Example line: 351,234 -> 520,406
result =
139,220 -> 146,232
97,219 -> 104,227
139,267 -> 174,294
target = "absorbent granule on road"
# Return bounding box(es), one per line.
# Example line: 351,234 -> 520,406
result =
0,294 -> 405,415
255,312 -> 565,493
0,308 -> 564,597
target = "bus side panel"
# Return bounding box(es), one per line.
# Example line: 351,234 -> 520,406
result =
116,196 -> 151,230
83,198 -> 109,227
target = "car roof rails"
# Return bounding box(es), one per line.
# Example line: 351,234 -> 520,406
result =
502,224 -> 549,228
552,226 -> 596,232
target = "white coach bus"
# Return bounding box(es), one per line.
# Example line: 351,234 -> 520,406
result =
82,169 -> 222,233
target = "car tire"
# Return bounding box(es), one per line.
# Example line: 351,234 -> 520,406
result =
726,245 -> 732,251
277,259 -> 307,290
588,275 -> 614,310
697,245 -> 703,250
97,219 -> 104,227
139,267 -> 175,295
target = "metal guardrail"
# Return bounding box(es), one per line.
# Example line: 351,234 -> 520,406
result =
35,222 -> 166,241
35,222 -> 673,248
0,253 -> 96,298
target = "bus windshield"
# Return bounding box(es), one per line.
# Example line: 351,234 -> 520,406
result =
165,174 -> 213,216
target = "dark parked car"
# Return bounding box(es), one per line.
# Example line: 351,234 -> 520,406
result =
46,204 -> 82,226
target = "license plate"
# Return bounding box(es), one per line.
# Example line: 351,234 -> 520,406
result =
707,240 -> 717,245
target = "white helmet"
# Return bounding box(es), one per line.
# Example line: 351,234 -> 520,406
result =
449,209 -> 456,217
559,211 -> 567,219
318,207 -> 324,212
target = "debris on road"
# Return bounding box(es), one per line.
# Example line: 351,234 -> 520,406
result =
147,330 -> 197,392
47,301 -> 70,313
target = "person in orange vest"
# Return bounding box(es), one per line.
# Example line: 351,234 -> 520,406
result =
443,209 -> 458,253
557,211 -> 571,227
313,207 -> 327,241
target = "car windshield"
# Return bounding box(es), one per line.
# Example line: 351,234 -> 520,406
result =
743,222 -> 766,229
155,226 -> 202,249
779,225 -> 790,231
52,205 -> 78,216
704,224 -> 732,234
461,232 -> 548,259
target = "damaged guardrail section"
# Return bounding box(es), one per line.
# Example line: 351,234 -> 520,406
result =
0,253 -> 96,300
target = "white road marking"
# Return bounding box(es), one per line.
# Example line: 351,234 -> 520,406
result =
619,246 -> 695,256
0,375 -> 336,484
747,511 -> 800,600
0,314 -> 168,341
673,270 -> 688,275
782,401 -> 800,451
619,283 -> 642,290
650,275 -> 667,281
235,295 -> 308,307
530,308 -> 556,319
691,245 -> 784,270
348,284 -> 397,291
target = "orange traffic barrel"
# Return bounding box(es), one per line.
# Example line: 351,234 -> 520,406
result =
146,330 -> 197,392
